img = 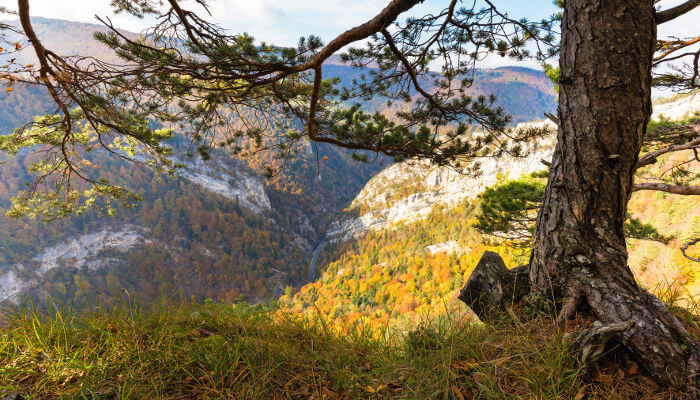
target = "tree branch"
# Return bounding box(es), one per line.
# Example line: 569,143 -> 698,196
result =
17,0 -> 80,181
632,182 -> 700,195
296,0 -> 421,72
166,0 -> 208,53
380,29 -> 445,115
544,112 -> 559,125
654,36 -> 700,63
636,135 -> 700,169
681,238 -> 700,262
655,0 -> 700,24
307,65 -> 322,140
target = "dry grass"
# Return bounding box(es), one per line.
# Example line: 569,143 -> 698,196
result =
0,296 -> 696,399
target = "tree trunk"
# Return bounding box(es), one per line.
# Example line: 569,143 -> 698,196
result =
528,0 -> 699,392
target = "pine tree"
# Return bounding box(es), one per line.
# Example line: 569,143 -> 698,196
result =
2,0 -> 699,392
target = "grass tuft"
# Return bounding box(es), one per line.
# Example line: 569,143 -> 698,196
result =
0,296 -> 695,399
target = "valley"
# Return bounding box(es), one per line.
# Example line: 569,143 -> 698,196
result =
0,17 -> 558,308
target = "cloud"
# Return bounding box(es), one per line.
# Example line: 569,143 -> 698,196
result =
208,0 -> 386,45
0,0 -> 153,32
209,0 -> 285,27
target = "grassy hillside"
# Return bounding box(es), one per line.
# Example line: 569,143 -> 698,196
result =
0,298 -> 696,399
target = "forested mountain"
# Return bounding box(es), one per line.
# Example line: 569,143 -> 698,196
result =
0,17 -> 556,307
0,136 -> 382,305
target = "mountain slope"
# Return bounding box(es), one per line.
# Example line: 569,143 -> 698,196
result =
325,120 -> 557,244
0,135 -> 385,305
0,17 -> 557,307
284,92 -> 700,330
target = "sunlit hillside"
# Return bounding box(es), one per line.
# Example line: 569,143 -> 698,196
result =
283,93 -> 700,332
283,186 -> 699,332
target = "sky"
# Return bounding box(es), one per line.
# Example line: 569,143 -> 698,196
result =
0,0 -> 698,71
0,0 -> 559,37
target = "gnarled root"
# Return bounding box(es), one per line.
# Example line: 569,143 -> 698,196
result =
460,252 -> 700,397
564,320 -> 635,377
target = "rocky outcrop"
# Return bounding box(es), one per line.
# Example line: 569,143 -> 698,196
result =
292,212 -> 317,240
651,91 -> 700,121
458,251 -> 530,320
34,225 -> 150,273
326,91 -> 700,245
0,225 -> 152,304
425,241 -> 468,255
0,270 -> 33,304
181,158 -> 271,214
327,120 -> 557,243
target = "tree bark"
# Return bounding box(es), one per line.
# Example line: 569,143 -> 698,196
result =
631,182 -> 700,195
458,251 -> 530,320
527,0 -> 700,393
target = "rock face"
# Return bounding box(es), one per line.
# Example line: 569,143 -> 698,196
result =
425,241 -> 468,255
327,120 -> 557,243
181,159 -> 271,214
651,91 -> 700,121
0,225 -> 151,304
34,225 -> 150,273
326,90 -> 700,246
0,270 -> 32,304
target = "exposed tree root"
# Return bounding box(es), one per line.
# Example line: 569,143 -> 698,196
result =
564,320 -> 636,377
460,252 -> 700,398
457,251 -> 530,320
557,289 -> 582,326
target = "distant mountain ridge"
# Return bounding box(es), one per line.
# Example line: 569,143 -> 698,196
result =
0,17 -> 137,65
0,17 -> 556,130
